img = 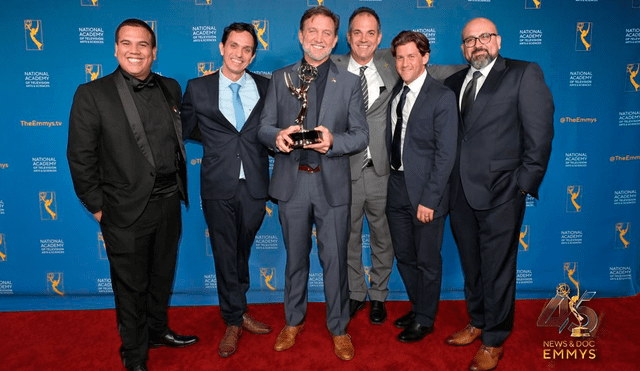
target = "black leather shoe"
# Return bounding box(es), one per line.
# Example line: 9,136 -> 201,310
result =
349,299 -> 366,318
149,329 -> 199,348
369,300 -> 387,324
127,364 -> 148,371
394,310 -> 416,329
397,321 -> 434,342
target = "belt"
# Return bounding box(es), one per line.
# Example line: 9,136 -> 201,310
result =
298,165 -> 321,173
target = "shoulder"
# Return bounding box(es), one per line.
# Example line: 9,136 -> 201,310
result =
248,71 -> 270,85
375,48 -> 395,64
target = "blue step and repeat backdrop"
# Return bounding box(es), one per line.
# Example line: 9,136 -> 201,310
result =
1,0 -> 639,311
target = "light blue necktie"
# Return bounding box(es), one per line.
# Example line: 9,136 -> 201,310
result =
229,83 -> 245,130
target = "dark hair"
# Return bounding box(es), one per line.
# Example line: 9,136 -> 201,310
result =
348,7 -> 381,33
115,18 -> 156,48
299,6 -> 340,36
221,22 -> 259,56
391,31 -> 430,57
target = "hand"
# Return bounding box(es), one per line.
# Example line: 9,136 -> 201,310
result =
304,125 -> 333,154
93,210 -> 103,222
416,205 -> 434,224
275,125 -> 302,153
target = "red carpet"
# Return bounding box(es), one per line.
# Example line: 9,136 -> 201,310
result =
2,296 -> 638,370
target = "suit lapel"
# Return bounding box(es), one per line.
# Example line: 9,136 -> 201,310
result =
241,71 -> 267,132
155,75 -> 186,161
371,53 -> 396,112
113,70 -> 155,168
465,56 -> 507,131
318,60 -> 338,126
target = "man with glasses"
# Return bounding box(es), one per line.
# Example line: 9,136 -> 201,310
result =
443,17 -> 554,371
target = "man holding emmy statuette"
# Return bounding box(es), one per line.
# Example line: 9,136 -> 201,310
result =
258,6 -> 368,362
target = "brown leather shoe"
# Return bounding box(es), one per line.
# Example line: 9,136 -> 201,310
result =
218,325 -> 242,357
273,324 -> 304,351
333,334 -> 354,361
446,324 -> 482,346
470,345 -> 503,371
242,313 -> 272,334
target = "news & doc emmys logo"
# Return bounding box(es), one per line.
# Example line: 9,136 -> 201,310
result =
192,25 -> 216,43
414,27 -> 437,44
86,64 -> 102,82
626,63 -> 639,92
197,62 -> 214,77
614,222 -> 631,249
195,0 -> 213,5
575,22 -> 592,52
566,185 -> 582,213
518,225 -> 530,251
307,0 -> 324,6
417,0 -> 435,8
525,0 -> 541,9
0,234 -> 7,262
538,263 -> 599,360
252,20 -> 269,51
39,192 -> 58,221
81,0 -> 99,6
260,268 -> 277,291
47,272 -> 65,296
24,20 -> 44,50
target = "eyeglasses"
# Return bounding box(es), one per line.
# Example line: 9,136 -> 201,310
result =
463,33 -> 498,47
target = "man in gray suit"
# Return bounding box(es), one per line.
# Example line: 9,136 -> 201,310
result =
258,6 -> 368,361
332,8 -> 466,325
331,7 -> 396,325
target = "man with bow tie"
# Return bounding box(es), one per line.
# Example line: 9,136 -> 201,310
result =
68,18 -> 197,371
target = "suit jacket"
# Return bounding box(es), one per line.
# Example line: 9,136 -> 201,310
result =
68,69 -> 188,228
331,49 -> 398,180
258,59 -> 369,207
181,71 -> 270,200
386,73 -> 458,219
444,56 -> 554,210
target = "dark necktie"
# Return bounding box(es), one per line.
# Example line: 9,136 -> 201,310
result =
391,85 -> 410,170
360,66 -> 371,169
460,71 -> 482,124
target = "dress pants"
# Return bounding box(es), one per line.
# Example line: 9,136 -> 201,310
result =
449,180 -> 526,347
203,180 -> 267,326
278,171 -> 350,336
101,192 -> 181,368
386,170 -> 445,328
347,166 -> 394,302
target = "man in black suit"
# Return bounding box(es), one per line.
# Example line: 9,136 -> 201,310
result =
180,22 -> 272,358
385,31 -> 458,343
258,6 -> 368,361
443,17 -> 554,371
67,19 -> 197,371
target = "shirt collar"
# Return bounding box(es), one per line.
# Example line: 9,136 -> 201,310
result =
219,66 -> 247,88
348,55 -> 377,73
404,68 -> 428,93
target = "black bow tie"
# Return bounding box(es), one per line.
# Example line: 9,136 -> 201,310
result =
134,77 -> 155,91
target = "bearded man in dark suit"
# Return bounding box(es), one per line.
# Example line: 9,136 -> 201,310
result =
443,17 -> 554,371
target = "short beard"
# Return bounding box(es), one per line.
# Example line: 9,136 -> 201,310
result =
303,46 -> 331,63
468,49 -> 496,70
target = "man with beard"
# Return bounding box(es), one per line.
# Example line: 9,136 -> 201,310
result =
443,17 -> 554,371
258,6 -> 368,361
